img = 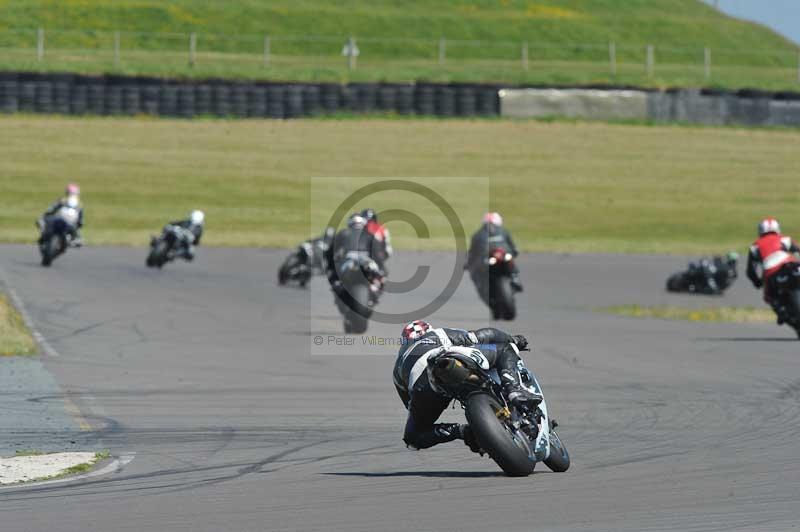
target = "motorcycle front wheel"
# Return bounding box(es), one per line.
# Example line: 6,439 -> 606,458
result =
343,281 -> 370,334
544,429 -> 570,472
465,392 -> 534,477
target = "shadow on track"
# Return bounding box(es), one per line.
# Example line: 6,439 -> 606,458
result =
324,471 -> 507,479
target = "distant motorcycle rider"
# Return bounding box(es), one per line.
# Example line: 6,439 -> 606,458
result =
688,252 -> 739,294
467,212 -> 522,292
746,217 -> 800,324
166,210 -> 205,260
324,211 -> 390,305
360,208 -> 392,267
37,183 -> 84,246
393,320 -> 541,451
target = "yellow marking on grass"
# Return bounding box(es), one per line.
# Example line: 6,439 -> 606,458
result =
599,305 -> 774,323
0,294 -> 36,356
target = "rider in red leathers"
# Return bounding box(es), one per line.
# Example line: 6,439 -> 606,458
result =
746,217 -> 800,324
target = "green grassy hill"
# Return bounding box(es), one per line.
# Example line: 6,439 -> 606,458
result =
0,1 -> 797,88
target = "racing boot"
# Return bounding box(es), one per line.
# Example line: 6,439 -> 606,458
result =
69,231 -> 83,247
774,304 -> 788,325
500,369 -> 542,409
459,424 -> 483,455
511,272 -> 524,293
182,244 -> 195,261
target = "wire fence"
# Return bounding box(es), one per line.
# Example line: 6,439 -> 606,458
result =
2,28 -> 800,86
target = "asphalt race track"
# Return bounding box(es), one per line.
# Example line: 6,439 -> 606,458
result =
1,244 -> 798,531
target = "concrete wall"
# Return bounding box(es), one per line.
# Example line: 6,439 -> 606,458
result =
501,87 -> 800,127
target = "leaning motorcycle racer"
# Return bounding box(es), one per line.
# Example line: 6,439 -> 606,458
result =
746,217 -> 800,323
393,320 -> 541,451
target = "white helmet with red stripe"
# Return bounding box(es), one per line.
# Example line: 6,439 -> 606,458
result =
401,320 -> 432,342
482,212 -> 503,227
758,217 -> 780,236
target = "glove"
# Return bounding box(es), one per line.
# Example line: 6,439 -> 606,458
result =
511,335 -> 529,351
447,329 -> 473,346
753,279 -> 763,289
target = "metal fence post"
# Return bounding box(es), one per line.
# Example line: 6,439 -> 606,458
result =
609,41 -> 617,76
704,46 -> 711,81
189,32 -> 197,67
521,41 -> 529,71
114,31 -> 121,66
37,27 -> 44,61
646,44 -> 654,78
263,35 -> 271,67
439,37 -> 446,65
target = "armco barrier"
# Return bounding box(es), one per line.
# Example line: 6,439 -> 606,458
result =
0,72 -> 501,118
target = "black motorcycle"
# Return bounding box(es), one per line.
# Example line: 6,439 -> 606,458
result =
334,252 -> 383,334
470,247 -> 517,320
38,212 -> 80,267
770,262 -> 800,339
146,225 -> 193,269
428,344 -> 569,477
666,254 -> 738,295
279,238 -> 325,287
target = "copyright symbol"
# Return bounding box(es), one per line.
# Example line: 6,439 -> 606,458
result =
325,179 -> 467,324
313,336 -> 324,346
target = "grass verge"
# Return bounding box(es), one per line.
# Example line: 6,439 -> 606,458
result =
3,114 -> 800,254
599,304 -> 774,323
0,293 -> 37,356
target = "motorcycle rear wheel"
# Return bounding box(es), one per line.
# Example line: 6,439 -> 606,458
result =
465,392 -> 534,477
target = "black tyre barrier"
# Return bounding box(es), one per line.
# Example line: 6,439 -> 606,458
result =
53,82 -> 71,114
141,85 -> 160,115
396,85 -> 414,115
212,85 -> 231,117
247,86 -> 267,118
105,85 -> 124,115
267,85 -> 285,118
69,84 -> 88,115
285,85 -> 304,118
34,82 -> 54,114
87,84 -> 105,115
344,84 -> 376,112
0,81 -> 19,113
229,85 -> 249,117
435,86 -> 456,116
477,86 -> 499,115
773,91 -> 800,101
415,85 -> 436,115
19,82 -> 36,112
377,85 -> 397,111
195,85 -> 212,115
320,84 -> 341,113
159,85 -> 178,116
302,85 -> 322,116
0,71 -> 513,119
177,85 -> 195,118
456,86 -> 477,116
123,85 -> 141,115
